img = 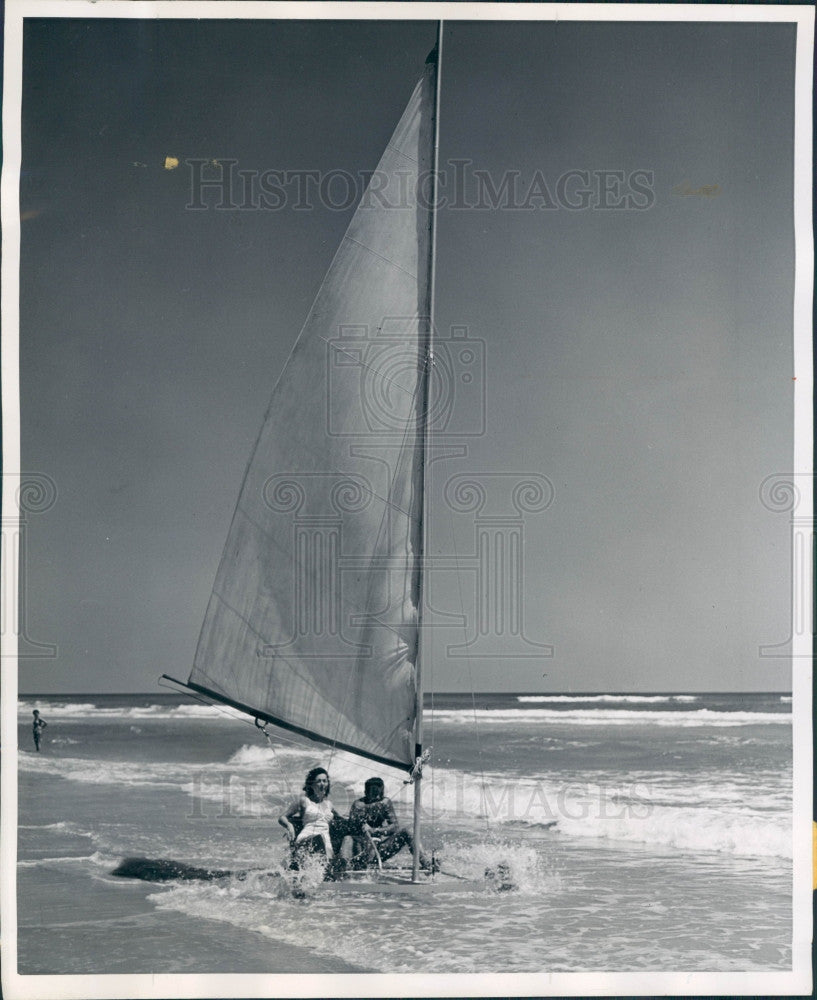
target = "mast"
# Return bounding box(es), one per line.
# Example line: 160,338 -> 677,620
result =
413,20 -> 443,882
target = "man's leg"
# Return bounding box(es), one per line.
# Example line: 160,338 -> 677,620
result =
373,828 -> 412,862
349,836 -> 369,869
379,829 -> 437,870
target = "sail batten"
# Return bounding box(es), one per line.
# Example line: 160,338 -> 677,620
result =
188,54 -> 437,770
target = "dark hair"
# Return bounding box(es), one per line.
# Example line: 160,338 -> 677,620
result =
364,776 -> 385,801
32,710 -> 39,715
303,766 -> 330,799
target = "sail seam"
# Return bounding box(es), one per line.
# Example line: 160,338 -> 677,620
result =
323,336 -> 417,400
207,591 -> 351,700
209,589 -> 272,646
234,502 -> 285,544
205,597 -> 334,703
343,235 -> 419,282
347,609 -> 410,641
385,142 -> 419,165
209,586 -> 397,714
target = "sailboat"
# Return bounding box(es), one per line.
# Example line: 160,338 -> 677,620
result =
163,25 -> 459,889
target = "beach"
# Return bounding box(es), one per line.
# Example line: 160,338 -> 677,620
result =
15,692 -> 792,974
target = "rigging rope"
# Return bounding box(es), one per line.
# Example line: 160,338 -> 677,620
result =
157,677 -> 299,807
159,676 -> 258,731
403,747 -> 432,784
254,717 -> 294,801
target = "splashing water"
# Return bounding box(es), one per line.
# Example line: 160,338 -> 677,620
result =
442,836 -> 561,895
278,852 -> 331,899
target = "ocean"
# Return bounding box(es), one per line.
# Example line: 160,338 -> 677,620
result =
15,691 -> 792,975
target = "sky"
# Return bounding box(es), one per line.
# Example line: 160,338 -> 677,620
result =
15,14 -> 798,694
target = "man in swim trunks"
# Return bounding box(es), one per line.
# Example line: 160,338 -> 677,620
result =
348,777 -> 434,870
32,710 -> 47,752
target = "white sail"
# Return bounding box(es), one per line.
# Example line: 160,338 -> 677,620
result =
185,53 -> 438,770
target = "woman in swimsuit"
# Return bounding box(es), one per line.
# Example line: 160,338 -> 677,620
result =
278,767 -> 347,878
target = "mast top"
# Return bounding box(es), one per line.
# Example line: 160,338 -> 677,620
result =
426,19 -> 443,64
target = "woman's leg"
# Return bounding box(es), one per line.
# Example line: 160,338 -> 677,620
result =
289,835 -> 327,870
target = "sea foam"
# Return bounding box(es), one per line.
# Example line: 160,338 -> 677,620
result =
431,707 -> 789,726
517,694 -> 691,704
16,700 -> 244,722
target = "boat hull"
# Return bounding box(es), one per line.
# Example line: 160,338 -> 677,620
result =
317,870 -> 482,895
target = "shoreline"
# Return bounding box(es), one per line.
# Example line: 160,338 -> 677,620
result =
18,861 -> 368,975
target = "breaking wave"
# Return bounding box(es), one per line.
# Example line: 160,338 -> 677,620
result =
517,694 -> 696,704
433,707 -> 789,726
17,700 -> 244,722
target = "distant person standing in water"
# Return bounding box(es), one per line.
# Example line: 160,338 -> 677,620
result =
32,710 -> 47,751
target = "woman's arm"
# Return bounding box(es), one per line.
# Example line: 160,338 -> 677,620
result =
278,798 -> 303,841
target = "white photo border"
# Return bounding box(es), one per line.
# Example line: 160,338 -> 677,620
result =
1,3 -> 812,997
